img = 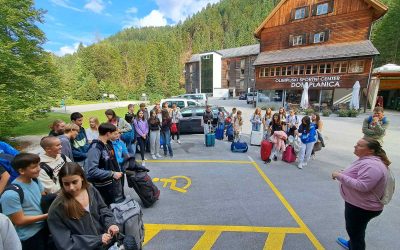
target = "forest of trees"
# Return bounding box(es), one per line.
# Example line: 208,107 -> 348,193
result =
1,0 -> 399,137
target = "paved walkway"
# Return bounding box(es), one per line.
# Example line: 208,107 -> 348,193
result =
51,100 -> 148,113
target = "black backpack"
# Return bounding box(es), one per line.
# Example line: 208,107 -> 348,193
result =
126,162 -> 160,208
0,179 -> 57,214
39,154 -> 67,183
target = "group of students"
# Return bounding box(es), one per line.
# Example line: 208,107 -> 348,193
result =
0,102 -> 183,250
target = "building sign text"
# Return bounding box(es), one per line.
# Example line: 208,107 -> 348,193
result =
275,76 -> 342,88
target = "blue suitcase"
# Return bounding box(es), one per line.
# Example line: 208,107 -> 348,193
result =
206,133 -> 215,147
215,124 -> 224,140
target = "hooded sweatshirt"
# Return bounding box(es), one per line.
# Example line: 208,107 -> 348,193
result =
38,153 -> 71,194
72,127 -> 89,162
47,185 -> 116,250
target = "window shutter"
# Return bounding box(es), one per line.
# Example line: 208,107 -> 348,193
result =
289,35 -> 294,47
302,33 -> 307,45
309,32 -> 314,44
328,0 -> 334,13
324,30 -> 330,42
304,6 -> 310,18
290,9 -> 295,21
311,4 -> 317,16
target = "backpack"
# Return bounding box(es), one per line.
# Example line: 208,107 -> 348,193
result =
39,154 -> 67,183
375,168 -> 395,205
0,153 -> 19,183
126,163 -> 160,208
0,178 -> 58,214
110,195 -> 144,250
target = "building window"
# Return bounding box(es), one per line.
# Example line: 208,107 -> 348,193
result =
275,67 -> 281,76
293,65 -> 299,75
270,67 -> 276,77
203,55 -> 211,59
316,2 -> 329,15
294,6 -> 309,20
312,64 -> 318,74
240,59 -> 245,77
348,60 -> 364,73
319,63 -> 332,74
287,65 -> 293,76
333,61 -> 348,73
281,66 -> 287,76
290,34 -> 306,46
306,64 -> 312,75
312,1 -> 333,16
299,65 -> 305,75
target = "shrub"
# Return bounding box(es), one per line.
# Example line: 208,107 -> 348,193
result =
322,109 -> 332,117
338,109 -> 349,117
348,109 -> 359,117
304,108 -> 315,115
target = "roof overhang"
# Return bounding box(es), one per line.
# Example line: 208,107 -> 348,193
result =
254,0 -> 388,39
253,40 -> 379,66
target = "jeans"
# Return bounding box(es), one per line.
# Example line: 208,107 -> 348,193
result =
21,227 -> 48,250
345,202 -> 382,250
252,123 -> 261,131
150,130 -> 160,155
171,123 -> 180,140
161,129 -> 173,156
298,141 -> 316,164
137,137 -> 146,160
120,130 -> 134,154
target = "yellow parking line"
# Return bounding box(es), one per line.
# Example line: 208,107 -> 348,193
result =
192,230 -> 222,250
145,159 -> 253,164
264,233 -> 285,250
143,226 -> 161,245
144,224 -> 303,234
251,162 -> 324,250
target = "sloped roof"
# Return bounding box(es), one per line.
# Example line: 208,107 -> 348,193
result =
373,64 -> 400,73
188,44 -> 260,63
254,0 -> 388,38
253,40 -> 379,66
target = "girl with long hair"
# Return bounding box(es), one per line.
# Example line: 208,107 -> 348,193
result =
86,117 -> 99,143
105,109 -> 134,154
48,162 -> 119,249
133,110 -> 149,166
161,109 -> 173,157
148,110 -> 162,159
250,108 -> 263,132
296,116 -> 317,169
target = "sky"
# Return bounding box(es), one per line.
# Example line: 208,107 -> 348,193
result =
34,0 -> 220,56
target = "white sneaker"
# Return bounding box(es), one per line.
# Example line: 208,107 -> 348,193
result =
141,161 -> 146,167
177,140 -> 181,144
297,162 -> 303,169
303,162 -> 308,166
156,153 -> 162,158
144,157 -> 148,161
151,154 -> 157,160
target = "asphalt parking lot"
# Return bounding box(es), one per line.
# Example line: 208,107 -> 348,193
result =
122,99 -> 400,250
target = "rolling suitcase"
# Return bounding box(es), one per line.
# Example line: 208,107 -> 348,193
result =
250,130 -> 263,146
226,124 -> 234,142
205,121 -> 215,147
215,123 -> 224,140
260,140 -> 272,162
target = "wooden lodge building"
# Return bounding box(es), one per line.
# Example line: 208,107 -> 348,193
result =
253,0 -> 388,109
184,0 -> 388,109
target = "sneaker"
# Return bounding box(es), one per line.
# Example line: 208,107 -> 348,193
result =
169,154 -> 173,158
303,162 -> 308,166
151,154 -> 157,160
141,161 -> 146,167
265,158 -> 271,164
297,162 -> 303,169
177,140 -> 181,144
273,156 -> 278,161
164,153 -> 168,157
156,153 -> 162,158
312,154 -> 316,160
336,237 -> 349,250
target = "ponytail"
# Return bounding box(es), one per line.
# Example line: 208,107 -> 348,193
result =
363,138 -> 391,167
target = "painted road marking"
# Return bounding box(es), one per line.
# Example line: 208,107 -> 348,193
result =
152,175 -> 192,193
143,160 -> 324,250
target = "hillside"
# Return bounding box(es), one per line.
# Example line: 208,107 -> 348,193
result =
54,0 -> 399,102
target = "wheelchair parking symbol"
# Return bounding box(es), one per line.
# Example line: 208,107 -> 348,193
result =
153,176 -> 192,193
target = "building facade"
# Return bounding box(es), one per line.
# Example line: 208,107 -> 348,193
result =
185,44 -> 259,97
253,0 -> 387,109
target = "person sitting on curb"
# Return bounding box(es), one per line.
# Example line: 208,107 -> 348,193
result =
362,107 -> 389,145
38,136 -> 71,194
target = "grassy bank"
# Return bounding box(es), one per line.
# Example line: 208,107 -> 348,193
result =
10,106 -> 138,137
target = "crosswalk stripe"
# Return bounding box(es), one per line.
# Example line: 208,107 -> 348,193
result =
192,230 -> 222,250
264,233 -> 285,250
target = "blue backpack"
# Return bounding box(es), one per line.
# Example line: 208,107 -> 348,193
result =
0,153 -> 19,183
